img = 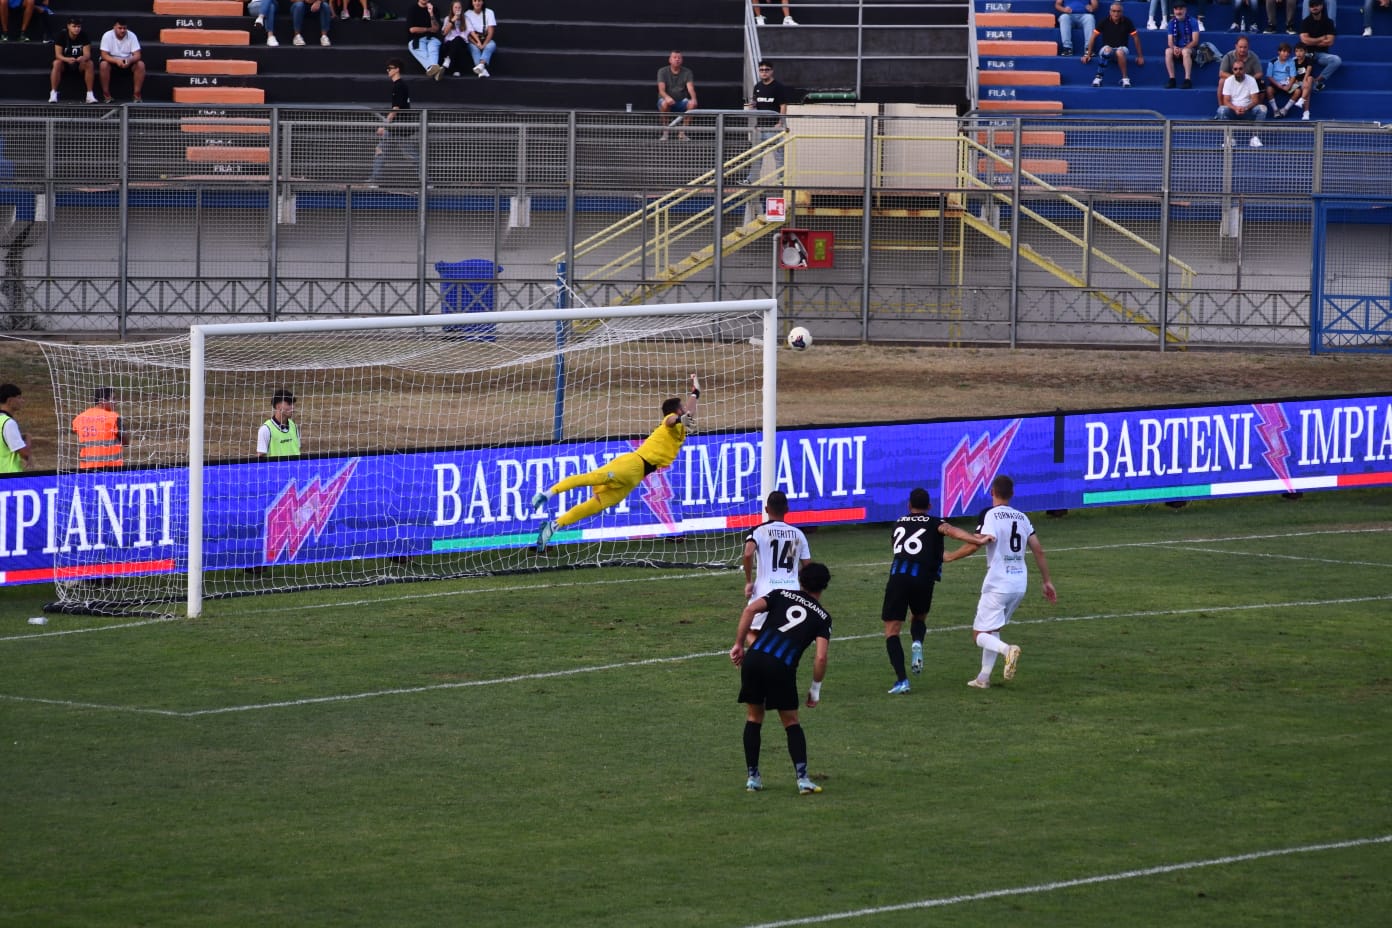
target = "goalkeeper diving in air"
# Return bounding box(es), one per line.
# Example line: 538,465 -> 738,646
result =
531,373 -> 701,552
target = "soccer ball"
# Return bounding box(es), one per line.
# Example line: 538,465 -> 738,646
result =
786,326 -> 812,351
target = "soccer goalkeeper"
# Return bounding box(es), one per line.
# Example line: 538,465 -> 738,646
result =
531,373 -> 700,551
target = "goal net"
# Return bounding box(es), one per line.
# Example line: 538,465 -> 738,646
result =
41,300 -> 778,617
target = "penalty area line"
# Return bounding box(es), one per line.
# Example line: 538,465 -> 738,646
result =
737,834 -> 1392,928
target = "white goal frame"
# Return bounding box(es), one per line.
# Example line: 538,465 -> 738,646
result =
187,299 -> 779,618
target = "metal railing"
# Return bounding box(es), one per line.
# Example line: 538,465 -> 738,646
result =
2,104 -> 1390,351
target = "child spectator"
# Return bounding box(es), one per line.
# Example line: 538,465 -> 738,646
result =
1267,41 -> 1305,117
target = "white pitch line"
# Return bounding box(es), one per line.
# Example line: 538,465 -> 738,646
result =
3,592 -> 1388,717
737,833 -> 1392,928
0,616 -> 179,642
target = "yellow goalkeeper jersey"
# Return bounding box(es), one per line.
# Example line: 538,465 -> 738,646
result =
635,417 -> 687,468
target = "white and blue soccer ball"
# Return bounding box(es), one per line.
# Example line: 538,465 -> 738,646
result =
786,326 -> 812,351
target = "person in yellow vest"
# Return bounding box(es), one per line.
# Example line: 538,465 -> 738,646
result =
257,389 -> 300,458
0,383 -> 34,474
530,373 -> 700,551
71,385 -> 127,469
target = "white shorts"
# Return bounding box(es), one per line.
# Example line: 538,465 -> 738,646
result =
973,588 -> 1026,633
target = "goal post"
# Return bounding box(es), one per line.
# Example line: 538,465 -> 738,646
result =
44,299 -> 779,618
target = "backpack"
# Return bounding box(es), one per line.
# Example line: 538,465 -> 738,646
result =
1194,42 -> 1220,68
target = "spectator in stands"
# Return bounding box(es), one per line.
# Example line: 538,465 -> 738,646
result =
1084,4 -> 1144,87
1290,42 -> 1316,117
1267,41 -> 1308,117
1218,35 -> 1266,105
1362,0 -> 1389,34
463,0 -> 496,78
1216,56 -> 1268,147
658,50 -> 697,141
752,4 -> 798,25
48,16 -> 97,103
1298,0 -> 1341,90
744,59 -> 789,182
440,0 -> 467,76
1233,0 -> 1261,30
290,0 -> 333,46
334,0 -> 370,20
248,0 -> 282,47
1265,0 -> 1300,32
369,59 -> 419,183
1146,0 -> 1168,31
407,0 -> 443,79
2,0 -> 51,42
1055,0 -> 1098,57
1164,1 -> 1200,88
98,19 -> 144,104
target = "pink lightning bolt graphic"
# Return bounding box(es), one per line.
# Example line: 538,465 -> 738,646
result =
1253,403 -> 1295,492
632,438 -> 679,529
940,420 -> 1022,517
264,459 -> 360,563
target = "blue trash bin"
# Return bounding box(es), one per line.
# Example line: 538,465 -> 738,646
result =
435,259 -> 503,339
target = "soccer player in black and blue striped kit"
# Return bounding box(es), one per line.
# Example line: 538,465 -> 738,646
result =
729,562 -> 832,795
881,488 -> 991,695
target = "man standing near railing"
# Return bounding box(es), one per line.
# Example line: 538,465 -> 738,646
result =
744,59 -> 788,183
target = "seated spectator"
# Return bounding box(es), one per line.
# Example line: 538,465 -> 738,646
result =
1146,0 -> 1166,30
440,0 -> 467,76
1164,1 -> 1200,88
49,16 -> 96,103
1233,0 -> 1261,30
1056,0 -> 1097,56
463,0 -> 495,77
1298,0 -> 1340,90
1267,41 -> 1307,117
333,0 -> 370,19
752,4 -> 797,25
248,0 -> 281,47
1216,56 -> 1268,147
407,0 -> 443,78
98,18 -> 144,103
1290,42 -> 1316,118
291,0 -> 332,45
1082,3 -> 1144,87
2,0 -> 50,41
1265,0 -> 1299,31
657,50 -> 696,141
1218,36 -> 1266,105
1364,0 -> 1390,34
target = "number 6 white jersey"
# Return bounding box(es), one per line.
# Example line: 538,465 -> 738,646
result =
747,519 -> 812,601
975,504 -> 1035,595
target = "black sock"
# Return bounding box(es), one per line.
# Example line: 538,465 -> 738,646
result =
910,619 -> 926,646
785,723 -> 808,778
743,721 -> 761,775
886,636 -> 906,681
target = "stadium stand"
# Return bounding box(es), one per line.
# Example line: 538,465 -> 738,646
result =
0,0 -> 746,108
975,0 -> 1392,120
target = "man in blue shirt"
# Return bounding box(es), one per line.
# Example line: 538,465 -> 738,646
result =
1165,0 -> 1200,88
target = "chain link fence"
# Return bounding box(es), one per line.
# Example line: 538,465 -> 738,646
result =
2,104 -> 1390,350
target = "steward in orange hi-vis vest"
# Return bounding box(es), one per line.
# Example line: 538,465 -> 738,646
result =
72,386 -> 125,469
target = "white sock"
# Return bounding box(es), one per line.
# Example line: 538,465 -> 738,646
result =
980,649 -> 998,677
976,632 -> 1010,655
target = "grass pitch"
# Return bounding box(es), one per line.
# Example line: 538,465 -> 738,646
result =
3,490 -> 1390,927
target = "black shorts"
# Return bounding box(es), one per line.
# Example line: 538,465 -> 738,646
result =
738,651 -> 800,711
881,573 -> 936,622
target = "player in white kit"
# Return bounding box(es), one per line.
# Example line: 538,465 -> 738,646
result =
742,490 -> 812,645
956,474 -> 1057,689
